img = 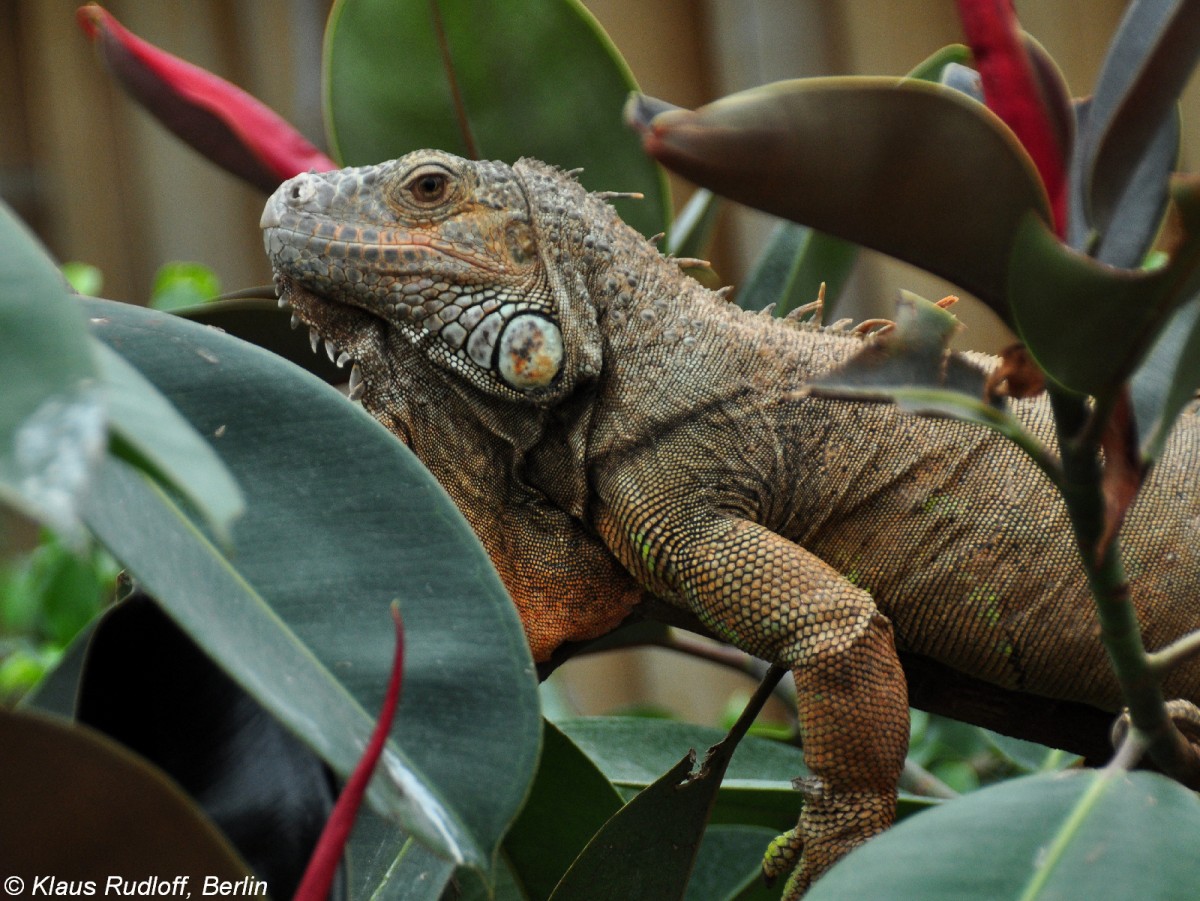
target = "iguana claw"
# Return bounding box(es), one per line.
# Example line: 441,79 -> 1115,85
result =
762,825 -> 804,895
763,781 -> 895,898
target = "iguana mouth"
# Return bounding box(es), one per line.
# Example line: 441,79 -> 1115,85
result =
273,274 -> 385,402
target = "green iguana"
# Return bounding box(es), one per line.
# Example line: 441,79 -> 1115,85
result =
260,150 -> 1200,897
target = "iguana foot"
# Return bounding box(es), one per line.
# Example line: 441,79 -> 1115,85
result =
1111,699 -> 1200,750
762,779 -> 894,899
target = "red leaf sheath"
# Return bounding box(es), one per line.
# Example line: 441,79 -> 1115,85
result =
293,605 -> 406,901
956,0 -> 1067,236
77,4 -> 335,192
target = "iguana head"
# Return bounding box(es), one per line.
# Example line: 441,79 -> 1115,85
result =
261,150 -> 607,408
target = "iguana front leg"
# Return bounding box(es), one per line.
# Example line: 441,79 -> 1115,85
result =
596,503 -> 909,896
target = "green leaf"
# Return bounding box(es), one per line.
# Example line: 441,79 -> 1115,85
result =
1132,292 -> 1200,461
557,716 -> 806,830
909,43 -> 972,82
95,340 -> 244,545
324,0 -> 669,237
0,201 -> 104,546
349,819 -> 457,901
1073,1 -> 1200,252
178,298 -> 344,385
550,669 -> 794,901
70,595 -> 337,898
733,44 -> 969,318
79,297 -> 540,883
557,716 -> 807,790
20,615 -> 97,717
2,706 -> 254,882
736,222 -> 855,315
803,291 -> 989,400
504,720 -> 625,899
149,261 -> 222,312
547,750 -> 712,901
1008,196 -> 1200,398
631,77 -> 1049,321
667,189 -> 720,260
686,825 -> 780,901
982,729 -> 1080,774
802,292 -> 1060,479
87,454 -> 474,864
61,261 -> 104,296
807,770 -> 1200,900
1069,98 -> 1178,267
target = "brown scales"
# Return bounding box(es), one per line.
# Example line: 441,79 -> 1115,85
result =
261,150 -> 1200,898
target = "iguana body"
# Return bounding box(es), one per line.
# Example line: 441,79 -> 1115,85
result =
261,151 -> 1200,896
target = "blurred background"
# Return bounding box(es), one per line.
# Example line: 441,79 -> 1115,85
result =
1,0 -> 1194,721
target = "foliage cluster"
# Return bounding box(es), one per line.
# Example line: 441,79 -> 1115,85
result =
5,1 -> 1200,899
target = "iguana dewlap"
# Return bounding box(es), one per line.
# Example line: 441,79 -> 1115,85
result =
261,151 -> 1200,897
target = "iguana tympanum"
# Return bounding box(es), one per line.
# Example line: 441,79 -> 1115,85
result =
261,151 -> 1200,896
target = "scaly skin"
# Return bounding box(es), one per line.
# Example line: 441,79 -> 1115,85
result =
261,151 -> 1200,896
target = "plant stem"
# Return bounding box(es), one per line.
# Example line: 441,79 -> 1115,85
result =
1049,388 -> 1200,783
1147,628 -> 1200,676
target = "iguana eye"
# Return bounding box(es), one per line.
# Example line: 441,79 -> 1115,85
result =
408,170 -> 449,204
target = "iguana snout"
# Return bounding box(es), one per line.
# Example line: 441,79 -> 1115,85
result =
262,151 -> 570,398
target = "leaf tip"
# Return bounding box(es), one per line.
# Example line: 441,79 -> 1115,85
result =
75,5 -> 103,40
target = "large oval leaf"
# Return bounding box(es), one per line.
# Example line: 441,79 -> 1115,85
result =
79,297 -> 540,886
1073,1 -> 1200,249
503,720 -> 625,899
630,77 -> 1050,320
808,769 -> 1200,899
0,201 -> 102,549
2,707 -> 254,884
323,0 -> 668,237
95,340 -> 244,545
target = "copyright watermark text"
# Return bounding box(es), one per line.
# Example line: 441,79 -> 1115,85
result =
3,877 -> 268,899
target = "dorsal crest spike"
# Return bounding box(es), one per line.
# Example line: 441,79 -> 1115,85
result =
593,191 -> 644,201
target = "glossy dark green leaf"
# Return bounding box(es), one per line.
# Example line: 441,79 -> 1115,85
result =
0,201 -> 103,545
79,297 -> 540,882
557,716 -> 807,791
804,292 -> 988,400
1008,197 -> 1200,398
557,716 -> 806,830
1,706 -> 254,884
1132,292 -> 1200,461
733,45 -> 970,318
631,77 -> 1047,321
1074,1 -> 1200,250
807,770 -> 1200,900
20,615 -> 97,717
1070,97 -> 1178,268
551,669 -> 789,901
177,298 -> 344,385
736,222 -> 855,316
95,340 -> 244,545
346,815 -> 455,901
686,825 -> 780,901
324,0 -> 669,237
982,729 -> 1078,774
505,720 -> 625,899
547,750 -> 708,901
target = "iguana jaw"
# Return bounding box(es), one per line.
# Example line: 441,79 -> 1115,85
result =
273,274 -> 387,402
